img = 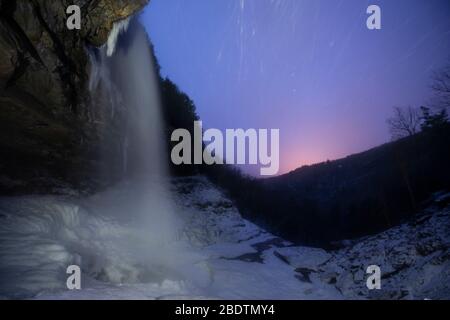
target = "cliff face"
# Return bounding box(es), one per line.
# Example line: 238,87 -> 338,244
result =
0,0 -> 147,194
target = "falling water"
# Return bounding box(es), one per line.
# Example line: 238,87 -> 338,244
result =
90,18 -> 168,179
88,19 -> 181,280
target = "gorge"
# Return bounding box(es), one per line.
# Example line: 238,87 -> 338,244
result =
0,0 -> 448,300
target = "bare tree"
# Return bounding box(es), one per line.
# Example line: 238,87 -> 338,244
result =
387,106 -> 421,140
431,64 -> 450,110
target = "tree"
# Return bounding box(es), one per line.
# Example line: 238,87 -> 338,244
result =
387,106 -> 421,140
431,64 -> 450,110
420,106 -> 449,132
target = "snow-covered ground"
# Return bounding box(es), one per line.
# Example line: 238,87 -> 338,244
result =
317,195 -> 450,300
0,176 -> 448,299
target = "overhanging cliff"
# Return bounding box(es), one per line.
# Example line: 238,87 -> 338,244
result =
0,0 -> 148,194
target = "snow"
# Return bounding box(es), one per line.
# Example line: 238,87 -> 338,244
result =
0,176 -> 448,299
315,197 -> 450,300
0,177 -> 340,299
274,247 -> 331,271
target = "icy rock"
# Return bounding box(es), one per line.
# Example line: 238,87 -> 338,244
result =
321,203 -> 450,299
274,247 -> 331,271
416,239 -> 444,256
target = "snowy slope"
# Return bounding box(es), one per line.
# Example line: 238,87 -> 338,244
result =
320,198 -> 450,300
0,176 -> 448,299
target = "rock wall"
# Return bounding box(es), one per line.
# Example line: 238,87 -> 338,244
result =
0,0 -> 147,194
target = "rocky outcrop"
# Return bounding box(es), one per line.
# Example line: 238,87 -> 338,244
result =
321,198 -> 450,300
275,193 -> 450,299
0,0 -> 147,194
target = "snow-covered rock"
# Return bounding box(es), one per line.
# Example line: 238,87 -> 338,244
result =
274,247 -> 331,271
275,197 -> 450,300
321,203 -> 450,300
0,176 -> 448,300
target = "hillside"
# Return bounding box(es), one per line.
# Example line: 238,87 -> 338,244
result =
210,128 -> 450,247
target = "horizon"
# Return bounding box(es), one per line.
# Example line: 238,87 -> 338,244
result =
141,0 -> 450,176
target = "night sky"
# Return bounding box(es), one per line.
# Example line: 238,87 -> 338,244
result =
141,0 -> 450,176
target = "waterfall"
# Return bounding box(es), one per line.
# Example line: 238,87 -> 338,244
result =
106,18 -> 130,57
89,19 -> 179,260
